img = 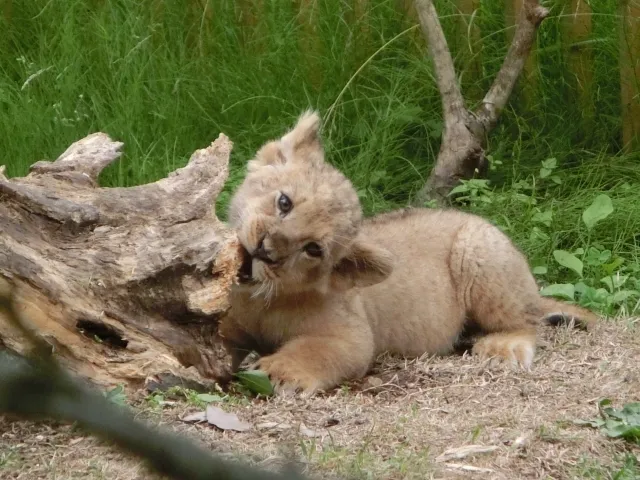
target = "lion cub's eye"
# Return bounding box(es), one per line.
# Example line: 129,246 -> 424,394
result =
277,193 -> 293,214
303,242 -> 323,258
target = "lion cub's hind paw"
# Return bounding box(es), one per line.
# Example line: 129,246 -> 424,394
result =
471,332 -> 536,370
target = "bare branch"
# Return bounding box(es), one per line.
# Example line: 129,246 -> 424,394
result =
414,0 -> 466,127
475,0 -> 549,129
156,133 -> 233,219
414,0 -> 548,205
29,132 -> 124,184
95,133 -> 233,225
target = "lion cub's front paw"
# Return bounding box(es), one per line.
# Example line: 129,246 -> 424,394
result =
250,355 -> 325,396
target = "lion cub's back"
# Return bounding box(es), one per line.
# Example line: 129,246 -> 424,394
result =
359,208 -> 481,357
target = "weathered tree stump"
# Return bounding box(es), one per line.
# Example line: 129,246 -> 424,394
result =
0,133 -> 242,390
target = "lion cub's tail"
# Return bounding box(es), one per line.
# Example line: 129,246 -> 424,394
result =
538,296 -> 599,331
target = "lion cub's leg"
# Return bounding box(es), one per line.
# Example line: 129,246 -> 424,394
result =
252,328 -> 375,395
466,278 -> 541,369
452,221 -> 544,369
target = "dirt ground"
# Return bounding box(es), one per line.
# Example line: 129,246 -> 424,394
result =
1,319 -> 639,480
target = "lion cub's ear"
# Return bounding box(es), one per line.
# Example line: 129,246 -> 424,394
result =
330,238 -> 394,291
280,109 -> 321,157
247,140 -> 286,172
247,110 -> 323,172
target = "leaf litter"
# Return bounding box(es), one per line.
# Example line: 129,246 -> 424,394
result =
182,405 -> 251,432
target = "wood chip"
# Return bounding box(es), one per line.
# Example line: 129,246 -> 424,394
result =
181,411 -> 207,423
445,463 -> 496,473
436,444 -> 499,462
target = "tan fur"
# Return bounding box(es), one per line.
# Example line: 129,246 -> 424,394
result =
219,110 -> 598,394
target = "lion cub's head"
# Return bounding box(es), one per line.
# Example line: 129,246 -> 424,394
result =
228,110 -> 393,298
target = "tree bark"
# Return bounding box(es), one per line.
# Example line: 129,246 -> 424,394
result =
413,0 -> 548,205
0,132 -> 242,390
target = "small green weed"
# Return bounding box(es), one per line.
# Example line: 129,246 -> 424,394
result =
469,425 -> 483,442
161,386 -> 226,409
574,454 -> 639,480
448,178 -> 494,205
145,391 -> 168,409
576,399 -> 640,444
0,450 -> 18,469
145,372 -> 274,407
104,384 -> 127,406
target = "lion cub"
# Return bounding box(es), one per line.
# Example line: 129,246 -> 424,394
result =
219,110 -> 597,394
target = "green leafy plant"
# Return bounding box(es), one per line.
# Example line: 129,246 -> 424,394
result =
449,178 -> 494,206
451,158 -> 640,318
582,194 -> 614,231
105,384 -> 128,406
145,392 -> 167,409
553,249 -> 584,277
576,399 -> 640,444
538,157 -> 562,185
163,386 -> 225,408
535,193 -> 639,315
540,283 -> 576,301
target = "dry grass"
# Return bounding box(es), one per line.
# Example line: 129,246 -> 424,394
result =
2,319 -> 639,480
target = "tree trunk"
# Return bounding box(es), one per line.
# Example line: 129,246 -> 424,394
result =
413,0 -> 548,206
0,132 -> 242,391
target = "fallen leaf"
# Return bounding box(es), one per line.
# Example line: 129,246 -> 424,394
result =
234,370 -> 274,396
298,423 -> 318,438
206,405 -> 251,432
181,411 -> 207,423
436,445 -> 499,462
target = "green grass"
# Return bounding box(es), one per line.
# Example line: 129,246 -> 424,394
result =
1,0 -> 638,315
573,454 -> 640,480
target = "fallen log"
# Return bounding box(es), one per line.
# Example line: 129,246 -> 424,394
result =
0,132 -> 242,390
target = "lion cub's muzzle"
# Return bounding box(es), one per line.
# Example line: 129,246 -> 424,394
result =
237,245 -> 254,284
253,237 -> 277,265
236,238 -> 281,285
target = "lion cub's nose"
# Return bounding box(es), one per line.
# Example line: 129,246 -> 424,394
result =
254,237 -> 276,264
